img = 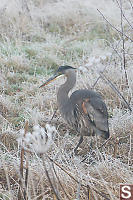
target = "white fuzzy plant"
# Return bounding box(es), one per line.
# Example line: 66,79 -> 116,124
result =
17,124 -> 57,154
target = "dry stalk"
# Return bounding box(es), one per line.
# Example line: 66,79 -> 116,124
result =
80,136 -> 113,163
92,36 -> 129,90
97,3 -> 132,103
98,136 -> 113,150
97,9 -> 133,42
119,0 -> 129,88
92,39 -> 121,89
128,0 -> 133,10
18,121 -> 29,200
44,165 -> 61,200
2,161 -> 13,200
21,0 -> 32,21
52,164 -> 71,200
50,108 -> 58,122
128,134 -> 132,165
24,153 -> 29,200
47,155 -> 110,200
76,181 -> 81,200
100,72 -> 132,112
113,137 -> 119,158
116,0 -> 133,30
87,185 -> 91,200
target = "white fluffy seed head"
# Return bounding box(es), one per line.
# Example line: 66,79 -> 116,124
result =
17,124 -> 57,154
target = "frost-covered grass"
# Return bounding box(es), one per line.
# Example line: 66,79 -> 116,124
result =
0,0 -> 133,199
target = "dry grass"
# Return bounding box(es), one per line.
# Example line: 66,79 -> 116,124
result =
0,0 -> 133,199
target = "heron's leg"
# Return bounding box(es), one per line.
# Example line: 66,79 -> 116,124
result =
90,136 -> 93,150
74,136 -> 83,154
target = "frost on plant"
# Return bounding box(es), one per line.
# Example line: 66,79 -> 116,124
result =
17,124 -> 57,154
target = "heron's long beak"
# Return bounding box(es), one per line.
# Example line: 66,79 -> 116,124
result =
39,74 -> 59,88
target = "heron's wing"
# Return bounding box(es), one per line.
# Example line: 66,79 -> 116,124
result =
81,97 -> 109,132
70,89 -> 109,135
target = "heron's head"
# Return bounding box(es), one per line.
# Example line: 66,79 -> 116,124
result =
39,65 -> 76,88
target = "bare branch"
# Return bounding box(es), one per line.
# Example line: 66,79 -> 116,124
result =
44,165 -> 61,200
87,185 -> 91,200
18,121 -> 29,200
52,164 -> 72,200
128,134 -> 132,165
50,108 -> 58,122
92,39 -> 122,89
24,153 -> 29,200
113,137 -> 119,158
80,136 -> 114,163
128,0 -> 133,10
100,72 -> 132,112
47,155 -> 83,186
21,0 -> 32,21
115,0 -> 133,30
47,155 -> 110,200
119,0 -> 129,87
97,9 -> 133,42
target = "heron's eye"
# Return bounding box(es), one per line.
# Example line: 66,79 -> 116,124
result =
58,71 -> 63,76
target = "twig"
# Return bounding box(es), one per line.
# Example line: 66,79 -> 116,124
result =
115,0 -> 133,30
128,0 -> 133,10
3,161 -> 13,199
47,155 -> 82,186
44,165 -> 61,200
76,181 -> 81,200
24,153 -> 29,200
100,72 -> 132,112
113,137 -> 119,158
98,136 -> 113,150
80,136 -> 113,163
47,155 -> 110,200
90,187 -> 110,200
92,39 -> 122,88
87,185 -> 91,200
119,0 -> 129,88
18,121 -> 29,200
119,135 -> 130,141
18,148 -> 25,199
128,134 -> 132,165
52,164 -> 71,200
23,121 -> 29,200
21,0 -> 32,21
97,9 -> 133,42
50,108 -> 58,122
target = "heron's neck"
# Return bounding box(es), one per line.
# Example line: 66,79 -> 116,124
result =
57,71 -> 76,109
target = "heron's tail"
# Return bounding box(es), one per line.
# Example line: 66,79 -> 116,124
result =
102,129 -> 110,139
94,126 -> 110,140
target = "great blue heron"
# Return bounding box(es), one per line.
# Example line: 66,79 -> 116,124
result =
40,66 -> 109,154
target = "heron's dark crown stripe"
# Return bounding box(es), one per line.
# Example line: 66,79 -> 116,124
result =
57,65 -> 76,73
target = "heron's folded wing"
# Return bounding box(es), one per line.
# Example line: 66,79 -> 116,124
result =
82,97 -> 109,132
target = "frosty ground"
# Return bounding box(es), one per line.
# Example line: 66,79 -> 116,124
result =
0,0 -> 133,199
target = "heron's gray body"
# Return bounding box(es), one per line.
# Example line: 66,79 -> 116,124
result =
71,89 -> 109,138
57,69 -> 109,140
40,65 -> 109,153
